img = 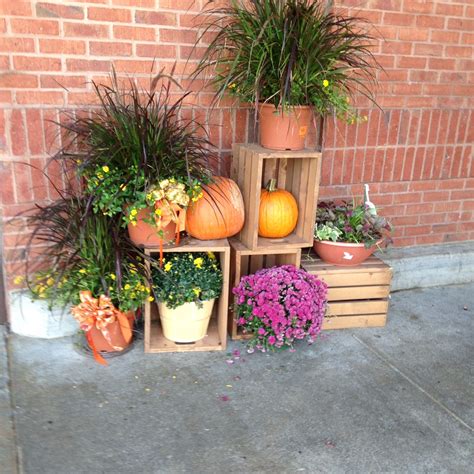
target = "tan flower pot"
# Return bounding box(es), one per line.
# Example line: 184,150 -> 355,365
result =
258,103 -> 312,150
158,299 -> 215,343
313,240 -> 382,266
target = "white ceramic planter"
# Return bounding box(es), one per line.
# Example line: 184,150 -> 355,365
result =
158,299 -> 215,343
8,290 -> 78,339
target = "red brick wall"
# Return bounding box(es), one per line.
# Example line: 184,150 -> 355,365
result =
0,0 -> 473,289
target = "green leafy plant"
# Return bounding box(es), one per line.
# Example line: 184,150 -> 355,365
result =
55,70 -> 214,228
24,194 -> 151,312
314,200 -> 392,248
152,252 -> 222,309
314,223 -> 342,242
193,0 -> 379,122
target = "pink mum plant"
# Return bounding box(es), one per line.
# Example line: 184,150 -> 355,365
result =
233,265 -> 328,352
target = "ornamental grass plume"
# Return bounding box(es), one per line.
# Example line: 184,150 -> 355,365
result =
233,265 -> 328,352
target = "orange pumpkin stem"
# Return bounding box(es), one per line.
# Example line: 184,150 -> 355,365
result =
266,178 -> 277,192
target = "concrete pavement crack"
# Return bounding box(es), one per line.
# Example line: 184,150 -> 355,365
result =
352,333 -> 474,433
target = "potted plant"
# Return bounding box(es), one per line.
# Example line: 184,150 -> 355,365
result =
24,195 -> 153,364
313,196 -> 392,266
193,0 -> 378,150
152,252 -> 222,343
233,265 -> 327,352
56,71 -> 215,248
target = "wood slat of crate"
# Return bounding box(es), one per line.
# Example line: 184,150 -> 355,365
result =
301,254 -> 392,330
228,238 -> 301,340
231,143 -> 322,251
144,239 -> 230,353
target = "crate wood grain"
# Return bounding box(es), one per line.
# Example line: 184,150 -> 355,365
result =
301,253 -> 392,330
228,238 -> 301,340
144,239 -> 230,353
231,143 -> 322,251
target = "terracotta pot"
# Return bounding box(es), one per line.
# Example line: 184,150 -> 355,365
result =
127,207 -> 178,247
313,240 -> 382,266
88,310 -> 134,353
158,299 -> 215,343
258,103 -> 312,150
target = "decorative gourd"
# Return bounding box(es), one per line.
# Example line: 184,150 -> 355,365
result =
186,176 -> 245,240
258,179 -> 298,238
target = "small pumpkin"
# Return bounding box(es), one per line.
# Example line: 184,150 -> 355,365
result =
186,176 -> 245,240
258,179 -> 298,238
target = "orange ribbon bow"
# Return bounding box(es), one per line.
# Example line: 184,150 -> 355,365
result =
154,200 -> 185,266
71,291 -> 133,365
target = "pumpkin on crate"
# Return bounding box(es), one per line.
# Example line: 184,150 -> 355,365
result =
258,179 -> 298,239
186,176 -> 245,240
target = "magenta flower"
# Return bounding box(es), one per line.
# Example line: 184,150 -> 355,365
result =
233,265 -> 328,353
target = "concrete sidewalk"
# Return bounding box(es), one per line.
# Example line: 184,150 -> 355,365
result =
2,284 -> 474,473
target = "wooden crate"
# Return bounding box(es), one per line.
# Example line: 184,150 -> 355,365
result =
144,239 -> 230,352
301,254 -> 392,330
228,238 -> 301,340
231,143 -> 322,251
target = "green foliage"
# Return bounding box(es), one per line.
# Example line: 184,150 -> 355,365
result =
314,200 -> 392,247
57,70 -> 214,227
314,223 -> 342,242
152,252 -> 222,309
193,0 -> 379,122
25,195 -> 150,312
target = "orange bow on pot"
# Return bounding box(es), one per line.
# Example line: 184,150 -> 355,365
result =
71,291 -> 133,365
154,199 -> 186,265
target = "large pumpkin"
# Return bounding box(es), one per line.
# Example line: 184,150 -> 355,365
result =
186,177 -> 245,240
258,179 -> 298,238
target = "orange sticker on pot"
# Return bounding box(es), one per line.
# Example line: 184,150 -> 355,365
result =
299,126 -> 308,137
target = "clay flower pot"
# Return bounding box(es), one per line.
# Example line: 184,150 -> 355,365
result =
127,207 -> 178,247
88,310 -> 135,352
258,103 -> 312,150
157,299 -> 215,343
313,240 -> 382,266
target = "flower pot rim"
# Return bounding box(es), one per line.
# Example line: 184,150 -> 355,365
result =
157,298 -> 216,309
258,102 -> 312,111
314,239 -> 383,248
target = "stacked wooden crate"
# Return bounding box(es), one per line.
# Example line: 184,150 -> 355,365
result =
144,239 -> 230,353
228,144 -> 322,339
301,254 -> 392,330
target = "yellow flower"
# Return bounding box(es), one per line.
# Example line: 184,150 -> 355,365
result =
145,287 -> 151,293
46,277 -> 55,286
228,83 -> 237,89
192,288 -> 201,297
164,262 -> 173,272
97,173 -> 104,180
155,208 -> 162,216
131,221 -> 137,227
110,273 -> 116,280
130,209 -> 138,217
130,292 -> 136,298
13,275 -> 24,285
120,184 -> 127,191
193,257 -> 203,269
207,252 -> 216,260
148,296 -> 154,302
146,193 -> 153,201
109,286 -> 113,291
102,165 -> 109,173
79,269 -> 87,274
323,79 -> 329,88
124,284 -> 131,290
